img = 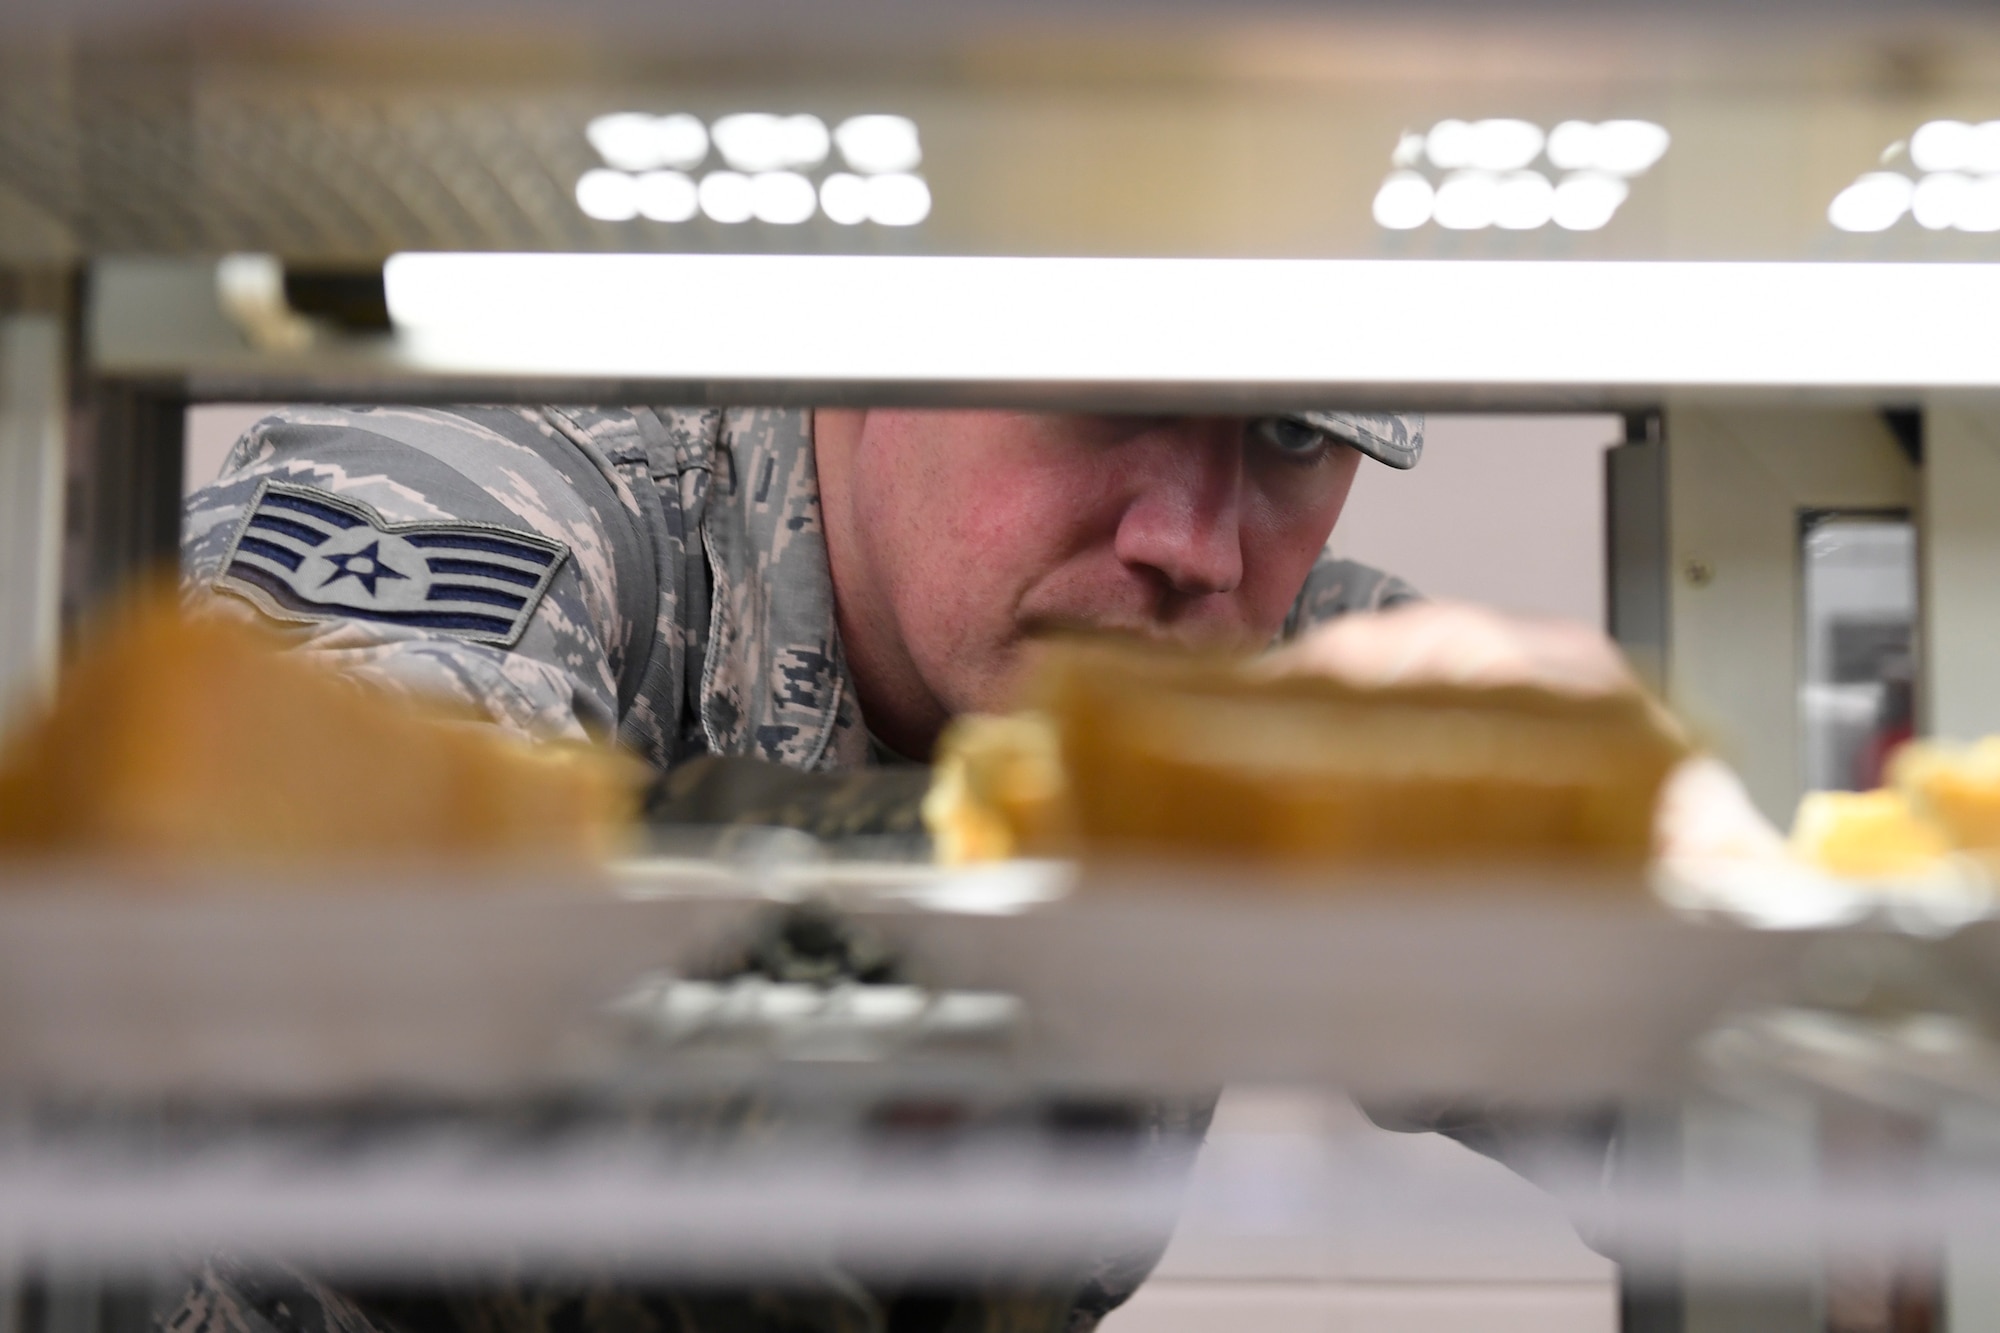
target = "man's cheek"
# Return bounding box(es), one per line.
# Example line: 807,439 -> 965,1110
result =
957,489 -> 1063,555
922,619 -> 1023,716
1239,531 -> 1331,634
911,565 -> 1011,665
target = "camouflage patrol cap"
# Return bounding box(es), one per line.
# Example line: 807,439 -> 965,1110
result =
1290,411 -> 1424,470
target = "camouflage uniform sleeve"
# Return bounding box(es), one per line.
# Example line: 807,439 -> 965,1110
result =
157,1260 -> 394,1333
181,406 -> 660,750
1280,550 -> 1422,639
645,755 -> 930,842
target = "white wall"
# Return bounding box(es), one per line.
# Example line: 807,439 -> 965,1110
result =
185,403 -> 281,496
1328,414 -> 1622,627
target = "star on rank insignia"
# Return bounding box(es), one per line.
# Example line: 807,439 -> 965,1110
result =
214,480 -> 571,648
319,540 -> 408,597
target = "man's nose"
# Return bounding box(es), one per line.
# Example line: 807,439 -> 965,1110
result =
1111,424 -> 1245,598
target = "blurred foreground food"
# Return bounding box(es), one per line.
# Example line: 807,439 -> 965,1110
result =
1793,738 -> 2000,881
0,597 -> 638,869
929,638 -> 1689,870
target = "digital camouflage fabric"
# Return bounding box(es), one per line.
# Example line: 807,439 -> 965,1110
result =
174,405 -> 1417,1333
183,406 -> 872,774
1295,410 -> 1424,470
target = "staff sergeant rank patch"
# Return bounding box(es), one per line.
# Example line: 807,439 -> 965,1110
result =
215,480 -> 570,648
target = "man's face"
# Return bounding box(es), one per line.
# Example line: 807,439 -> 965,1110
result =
815,410 -> 1364,751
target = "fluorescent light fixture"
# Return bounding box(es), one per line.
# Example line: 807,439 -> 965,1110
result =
1492,171 -> 1555,230
655,115 -> 712,170
586,113 -> 708,172
1970,123 -> 2000,174
1909,121 -> 2000,175
1828,172 -> 1914,232
819,173 -> 869,225
585,114 -> 658,171
1592,121 -> 1672,175
381,254 -> 2000,390
698,172 -> 754,224
750,171 -> 818,225
1545,120 -> 1669,175
712,114 -> 830,172
1383,119 -> 1662,233
865,173 -> 932,226
1423,120 -> 1476,170
1433,171 -> 1498,230
635,171 -> 699,223
809,171 -> 929,226
1552,173 -> 1628,231
1961,176 -> 2000,232
574,169 -> 639,222
1911,120 -> 1971,172
835,115 -> 922,174
1465,120 -> 1544,172
1914,172 -> 1969,230
1545,121 -> 1597,172
1835,122 -> 2000,233
575,163 -> 930,228
1371,171 -> 1433,229
1906,120 -> 2000,174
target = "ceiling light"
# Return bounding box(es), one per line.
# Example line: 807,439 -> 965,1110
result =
635,171 -> 699,223
585,114 -> 660,172
1592,121 -> 1671,175
1371,171 -> 1433,230
1465,120 -> 1544,172
698,171 -> 755,224
1424,120 -> 1476,171
1913,172 -> 1970,230
574,169 -> 639,222
710,114 -> 783,171
1545,121 -> 1598,172
1552,172 -> 1628,231
1433,171 -> 1499,230
819,174 -> 869,226
1904,119 -> 2000,175
711,114 -> 830,172
1957,176 -> 2000,232
585,113 -> 707,172
1377,119 -> 1664,233
750,171 -> 818,225
866,173 -> 932,226
1969,122 -> 2000,175
1492,170 -> 1556,230
835,115 -> 923,174
781,116 -> 834,168
1911,121 -> 1973,173
655,116 -> 711,171
1827,172 -> 1914,233
381,253 -> 2000,390
1546,120 -> 1670,175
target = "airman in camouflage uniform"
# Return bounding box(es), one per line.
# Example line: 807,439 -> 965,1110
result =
183,406 -> 1417,777
172,403 -> 1423,1333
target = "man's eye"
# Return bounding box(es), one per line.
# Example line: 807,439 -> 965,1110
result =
1253,417 -> 1333,460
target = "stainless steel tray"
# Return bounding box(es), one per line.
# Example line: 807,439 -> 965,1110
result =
0,861 -> 1829,1103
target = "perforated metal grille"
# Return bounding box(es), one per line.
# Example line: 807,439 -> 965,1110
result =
0,67 -> 930,260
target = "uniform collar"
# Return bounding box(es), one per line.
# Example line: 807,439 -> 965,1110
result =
697,408 -> 868,772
